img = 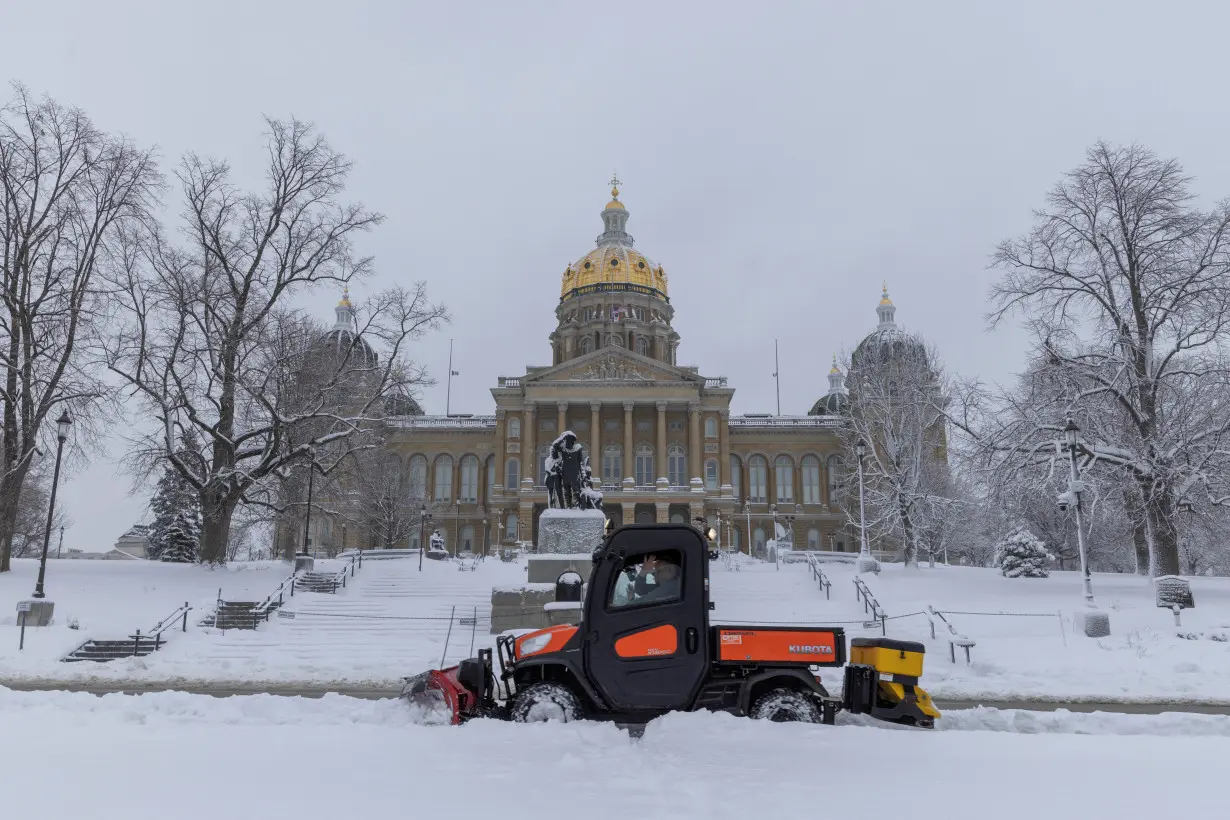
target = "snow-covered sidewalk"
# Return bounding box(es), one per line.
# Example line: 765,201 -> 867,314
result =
1,688 -> 1224,820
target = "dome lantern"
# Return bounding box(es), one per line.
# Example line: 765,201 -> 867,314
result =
876,281 -> 897,329
598,173 -> 633,246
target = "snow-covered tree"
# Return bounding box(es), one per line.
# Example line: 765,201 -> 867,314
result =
105,118 -> 448,563
147,458 -> 201,562
841,334 -> 953,567
983,142 -> 1230,577
994,528 -> 1054,578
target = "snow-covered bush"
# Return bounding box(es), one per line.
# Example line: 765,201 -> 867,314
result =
993,527 -> 1054,578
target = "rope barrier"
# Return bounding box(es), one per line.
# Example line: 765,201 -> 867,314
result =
939,610 -> 1059,618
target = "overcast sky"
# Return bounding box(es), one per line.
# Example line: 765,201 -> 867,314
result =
3,0 -> 1228,551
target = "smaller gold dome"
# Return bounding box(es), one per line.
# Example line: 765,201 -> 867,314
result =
339,286 -> 352,308
879,281 -> 893,306
829,353 -> 841,375
605,185 -> 624,210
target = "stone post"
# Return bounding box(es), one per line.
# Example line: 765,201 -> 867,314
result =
523,403 -> 536,487
688,403 -> 701,484
655,501 -> 670,523
493,409 -> 506,492
719,410 -> 732,495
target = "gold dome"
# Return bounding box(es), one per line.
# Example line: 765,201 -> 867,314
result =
879,281 -> 893,306
829,353 -> 841,375
339,286 -> 352,308
562,245 -> 667,298
605,184 -> 625,210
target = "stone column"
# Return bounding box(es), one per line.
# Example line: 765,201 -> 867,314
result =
590,402 -> 602,480
493,409 -> 506,492
621,501 -> 635,527
656,401 -> 668,484
623,402 -> 634,484
719,410 -> 732,493
688,403 -> 701,483
557,402 -> 568,436
523,403 -> 536,489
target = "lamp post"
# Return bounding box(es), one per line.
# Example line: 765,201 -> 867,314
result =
855,438 -> 875,573
300,462 -> 315,557
482,518 -> 489,557
1061,418 -> 1110,637
419,504 -> 430,571
744,501 -> 752,557
1063,419 -> 1096,607
33,410 -> 71,599
56,525 -> 64,559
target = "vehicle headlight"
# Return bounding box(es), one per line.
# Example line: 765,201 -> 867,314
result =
518,632 -> 553,658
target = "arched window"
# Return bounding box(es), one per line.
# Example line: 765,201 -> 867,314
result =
508,417 -> 521,438
409,455 -> 428,499
775,455 -> 794,503
749,455 -> 767,503
459,455 -> 479,503
537,445 -> 551,487
580,336 -> 593,355
668,444 -> 687,486
635,444 -> 655,486
485,455 -> 495,500
635,336 -> 650,356
603,445 -> 622,485
705,459 -> 719,491
460,525 -> 475,554
433,455 -> 453,503
730,455 -> 742,499
670,512 -> 686,524
801,455 -> 821,505
753,526 -> 766,556
505,513 -> 519,542
827,455 -> 845,504
505,457 -> 520,490
606,334 -> 624,348
704,417 -> 718,438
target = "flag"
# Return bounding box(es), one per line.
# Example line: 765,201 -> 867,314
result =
451,370 -> 460,376
611,306 -> 621,322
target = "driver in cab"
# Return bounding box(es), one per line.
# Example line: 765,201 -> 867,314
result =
630,553 -> 680,603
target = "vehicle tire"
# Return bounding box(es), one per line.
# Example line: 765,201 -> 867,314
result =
510,681 -> 583,723
749,687 -> 823,723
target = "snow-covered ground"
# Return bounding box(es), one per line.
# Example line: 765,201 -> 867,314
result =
4,552 -> 1230,703
1,687 -> 1225,820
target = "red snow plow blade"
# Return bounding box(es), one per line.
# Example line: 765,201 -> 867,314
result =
401,651 -> 502,725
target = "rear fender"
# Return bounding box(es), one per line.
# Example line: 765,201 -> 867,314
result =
736,668 -> 827,715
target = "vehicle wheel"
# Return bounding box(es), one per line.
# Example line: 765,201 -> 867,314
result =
749,688 -> 823,723
511,682 -> 583,723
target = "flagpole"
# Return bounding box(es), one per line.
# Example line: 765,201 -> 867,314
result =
773,339 -> 781,417
446,339 -> 454,417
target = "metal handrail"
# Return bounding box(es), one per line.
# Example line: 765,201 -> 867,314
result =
148,601 -> 193,637
805,554 -> 832,599
853,576 -> 888,635
254,572 -> 300,617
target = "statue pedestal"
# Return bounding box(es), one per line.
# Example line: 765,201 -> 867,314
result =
536,508 -> 606,555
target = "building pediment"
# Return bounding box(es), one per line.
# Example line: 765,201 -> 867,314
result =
524,349 -> 700,385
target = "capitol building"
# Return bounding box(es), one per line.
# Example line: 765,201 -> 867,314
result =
351,182 -> 925,557
282,183 -> 925,558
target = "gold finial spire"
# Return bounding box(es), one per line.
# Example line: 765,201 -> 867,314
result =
879,280 -> 893,306
605,173 -> 625,210
339,285 -> 352,307
830,353 -> 841,374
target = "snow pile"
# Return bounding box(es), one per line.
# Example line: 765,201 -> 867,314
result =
2,690 -> 1228,820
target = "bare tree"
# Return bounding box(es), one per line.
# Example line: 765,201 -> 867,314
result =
986,143 -> 1230,576
105,118 -> 446,563
841,335 -> 952,567
346,440 -> 424,551
0,84 -> 159,572
9,454 -> 72,558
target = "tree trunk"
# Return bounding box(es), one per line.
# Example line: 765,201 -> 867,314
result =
1131,518 -> 1150,576
900,509 -> 918,567
1144,485 -> 1181,577
0,461 -> 32,573
199,488 -> 239,565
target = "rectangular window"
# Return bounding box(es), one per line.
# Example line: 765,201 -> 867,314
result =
540,420 -> 556,432
636,420 -> 652,433
668,420 -> 684,432
705,460 -> 719,491
609,550 -> 683,609
635,451 -> 654,486
776,462 -> 794,504
604,419 -> 620,432
573,419 -> 589,431
603,451 -> 622,484
749,460 -> 766,503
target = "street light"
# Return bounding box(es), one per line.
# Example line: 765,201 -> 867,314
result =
33,410 -> 71,599
855,438 -> 874,573
1061,418 -> 1110,636
482,517 -> 489,558
300,461 -> 315,558
419,504 -> 431,571
744,501 -> 752,558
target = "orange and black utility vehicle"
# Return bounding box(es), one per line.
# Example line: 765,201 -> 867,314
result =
404,523 -> 939,727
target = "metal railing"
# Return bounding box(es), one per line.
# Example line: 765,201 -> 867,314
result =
926,605 -> 977,663
853,576 -> 888,635
805,554 -> 832,599
148,601 -> 193,638
253,572 -> 300,620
